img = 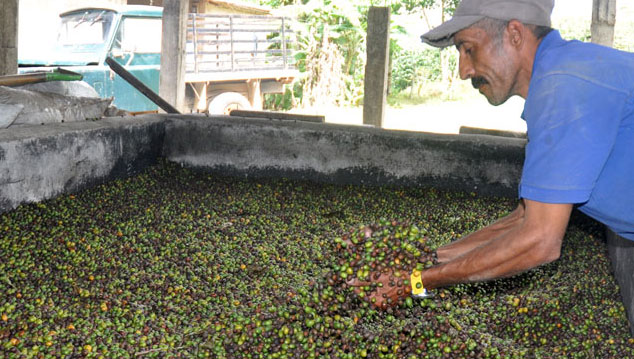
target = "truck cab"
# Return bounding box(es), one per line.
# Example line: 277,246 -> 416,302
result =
19,6 -> 163,112
19,4 -> 298,114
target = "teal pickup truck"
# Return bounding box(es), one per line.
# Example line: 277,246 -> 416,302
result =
19,5 -> 298,113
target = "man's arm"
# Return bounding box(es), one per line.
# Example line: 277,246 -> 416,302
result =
422,199 -> 572,289
436,201 -> 526,263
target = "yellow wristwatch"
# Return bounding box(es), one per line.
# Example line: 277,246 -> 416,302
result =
410,269 -> 432,298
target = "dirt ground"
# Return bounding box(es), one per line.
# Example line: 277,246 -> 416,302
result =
297,95 -> 527,135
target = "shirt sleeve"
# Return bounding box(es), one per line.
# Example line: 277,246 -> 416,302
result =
519,74 -> 626,204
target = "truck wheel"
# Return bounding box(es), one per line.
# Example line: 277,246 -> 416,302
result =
208,92 -> 251,115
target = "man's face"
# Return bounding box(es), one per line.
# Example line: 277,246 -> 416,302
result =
453,25 -> 521,106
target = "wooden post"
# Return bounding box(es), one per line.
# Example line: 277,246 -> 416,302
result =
363,7 -> 390,128
591,0 -> 616,47
160,0 -> 189,113
0,0 -> 19,76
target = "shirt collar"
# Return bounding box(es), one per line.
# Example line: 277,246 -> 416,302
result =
534,30 -> 566,62
521,30 -> 565,121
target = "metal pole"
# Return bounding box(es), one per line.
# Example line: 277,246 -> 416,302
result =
230,16 -> 235,71
192,14 -> 199,74
107,57 -> 180,114
281,17 -> 287,69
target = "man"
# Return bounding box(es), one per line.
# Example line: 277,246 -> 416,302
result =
350,0 -> 634,332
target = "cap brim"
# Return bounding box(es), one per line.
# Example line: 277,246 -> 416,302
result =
421,15 -> 484,48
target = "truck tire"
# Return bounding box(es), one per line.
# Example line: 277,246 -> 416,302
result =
208,92 -> 251,115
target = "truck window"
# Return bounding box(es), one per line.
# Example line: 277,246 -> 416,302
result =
114,17 -> 162,53
58,10 -> 115,46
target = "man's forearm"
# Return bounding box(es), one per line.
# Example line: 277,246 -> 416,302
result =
422,201 -> 571,289
436,202 -> 525,263
423,226 -> 557,288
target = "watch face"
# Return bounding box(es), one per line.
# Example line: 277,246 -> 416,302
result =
410,270 -> 425,296
412,288 -> 434,299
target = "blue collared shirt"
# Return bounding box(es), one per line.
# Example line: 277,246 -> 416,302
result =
520,30 -> 634,240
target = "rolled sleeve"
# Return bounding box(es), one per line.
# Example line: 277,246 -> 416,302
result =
520,74 -> 625,204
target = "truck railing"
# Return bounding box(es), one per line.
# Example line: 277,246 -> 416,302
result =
186,13 -> 296,75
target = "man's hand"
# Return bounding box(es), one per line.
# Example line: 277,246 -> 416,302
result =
335,221 -> 436,310
347,269 -> 412,310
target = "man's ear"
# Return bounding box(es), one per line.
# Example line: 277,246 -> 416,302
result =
506,20 -> 525,49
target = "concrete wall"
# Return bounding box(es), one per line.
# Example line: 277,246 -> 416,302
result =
163,115 -> 526,197
0,117 -> 164,213
0,114 -> 526,214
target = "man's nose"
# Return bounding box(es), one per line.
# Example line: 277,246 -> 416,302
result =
459,56 -> 475,80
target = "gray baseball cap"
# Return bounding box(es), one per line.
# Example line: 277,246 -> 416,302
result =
421,0 -> 554,48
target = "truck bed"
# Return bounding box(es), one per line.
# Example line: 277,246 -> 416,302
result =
186,13 -> 298,82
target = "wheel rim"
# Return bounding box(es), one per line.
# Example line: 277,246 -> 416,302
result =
223,103 -> 243,115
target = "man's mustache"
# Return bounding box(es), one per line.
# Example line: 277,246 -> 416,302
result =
472,77 -> 488,89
